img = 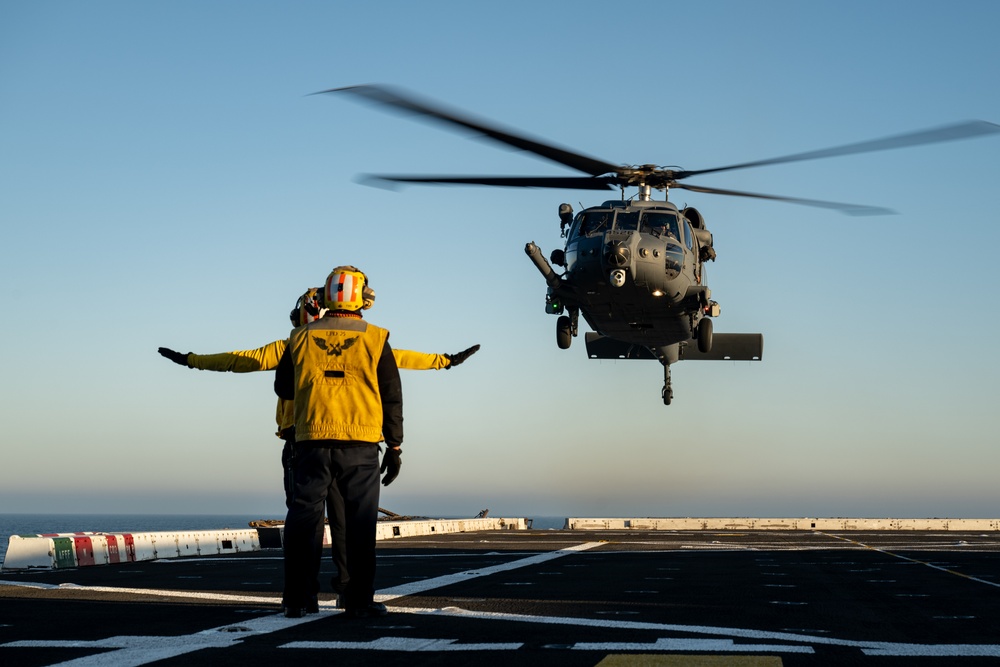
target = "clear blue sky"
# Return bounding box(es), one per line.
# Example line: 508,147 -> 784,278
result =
2,1 -> 998,519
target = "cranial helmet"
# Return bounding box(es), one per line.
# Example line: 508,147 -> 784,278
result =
324,265 -> 370,312
290,287 -> 327,327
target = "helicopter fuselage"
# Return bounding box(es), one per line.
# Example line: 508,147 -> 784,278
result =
545,199 -> 714,349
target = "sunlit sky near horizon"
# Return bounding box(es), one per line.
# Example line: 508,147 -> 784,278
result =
2,1 -> 999,520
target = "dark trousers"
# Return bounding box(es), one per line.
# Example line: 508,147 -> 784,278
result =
282,436 -> 350,592
283,443 -> 380,610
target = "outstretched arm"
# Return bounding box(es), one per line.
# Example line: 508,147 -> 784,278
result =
392,344 -> 480,371
159,339 -> 288,373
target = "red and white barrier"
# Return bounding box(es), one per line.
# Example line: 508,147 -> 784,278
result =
2,529 -> 260,571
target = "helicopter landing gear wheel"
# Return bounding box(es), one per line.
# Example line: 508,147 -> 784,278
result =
556,315 -> 572,349
662,363 -> 673,405
697,317 -> 713,354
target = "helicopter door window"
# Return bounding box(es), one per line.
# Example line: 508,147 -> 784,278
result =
614,211 -> 640,231
641,212 -> 680,241
682,220 -> 694,250
577,211 -> 612,237
664,244 -> 684,278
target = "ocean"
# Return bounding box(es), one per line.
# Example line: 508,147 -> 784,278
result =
0,513 -> 567,565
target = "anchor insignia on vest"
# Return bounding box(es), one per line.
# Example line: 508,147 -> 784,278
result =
312,335 -> 359,357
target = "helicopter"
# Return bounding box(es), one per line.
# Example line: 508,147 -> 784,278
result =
321,84 -> 1000,405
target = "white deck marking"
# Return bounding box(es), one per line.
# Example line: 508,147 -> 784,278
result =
391,604 -> 1000,656
284,637 -> 522,651
863,644 -> 1000,657
818,532 -> 1000,588
2,613 -> 325,666
573,638 -> 814,653
375,541 -> 603,601
0,579 -> 282,605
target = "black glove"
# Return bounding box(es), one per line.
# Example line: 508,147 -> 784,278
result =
444,344 -> 480,369
380,448 -> 402,486
158,347 -> 191,367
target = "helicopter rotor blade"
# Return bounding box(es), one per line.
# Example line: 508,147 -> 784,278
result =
318,84 -> 622,178
672,182 -> 895,216
361,174 -> 620,190
672,120 -> 1000,180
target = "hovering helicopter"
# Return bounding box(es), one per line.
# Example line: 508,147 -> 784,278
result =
321,85 -> 999,405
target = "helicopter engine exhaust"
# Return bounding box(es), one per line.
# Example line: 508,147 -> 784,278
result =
525,242 -> 562,290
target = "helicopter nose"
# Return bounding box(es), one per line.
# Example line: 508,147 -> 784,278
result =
605,240 -> 630,268
605,240 -> 632,288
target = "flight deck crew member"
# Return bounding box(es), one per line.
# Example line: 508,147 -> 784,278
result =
159,287 -> 478,611
157,286 -> 478,506
275,265 -> 402,619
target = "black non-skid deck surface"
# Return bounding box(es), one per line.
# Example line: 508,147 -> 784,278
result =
3,529 -> 1000,666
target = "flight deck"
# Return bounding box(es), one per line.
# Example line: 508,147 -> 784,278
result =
3,524 -> 1000,666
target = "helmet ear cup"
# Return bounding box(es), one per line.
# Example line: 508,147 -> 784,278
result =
290,308 -> 301,327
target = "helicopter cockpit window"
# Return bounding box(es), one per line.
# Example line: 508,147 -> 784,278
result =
641,212 -> 680,241
576,211 -> 612,237
613,211 -> 640,231
664,243 -> 684,279
682,220 -> 693,250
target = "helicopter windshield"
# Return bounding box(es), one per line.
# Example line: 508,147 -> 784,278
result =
614,211 -> 639,231
641,212 -> 680,241
576,211 -> 612,237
